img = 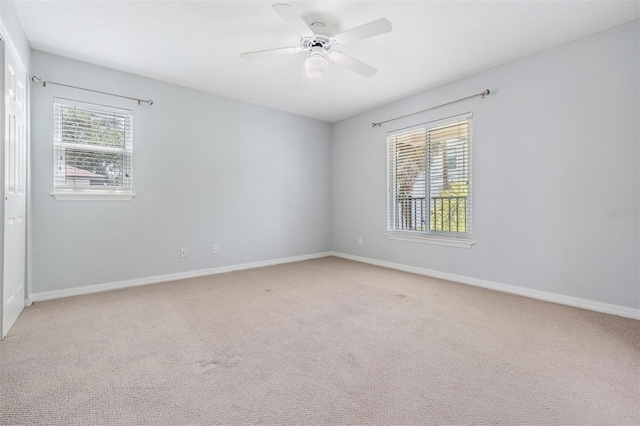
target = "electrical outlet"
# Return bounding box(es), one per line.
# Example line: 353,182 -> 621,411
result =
358,237 -> 363,245
213,244 -> 219,254
180,247 -> 188,258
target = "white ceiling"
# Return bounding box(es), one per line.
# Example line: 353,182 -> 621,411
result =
15,1 -> 640,123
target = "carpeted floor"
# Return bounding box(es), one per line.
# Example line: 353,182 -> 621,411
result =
1,257 -> 639,425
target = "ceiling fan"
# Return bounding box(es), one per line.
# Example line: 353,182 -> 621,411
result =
240,3 -> 392,79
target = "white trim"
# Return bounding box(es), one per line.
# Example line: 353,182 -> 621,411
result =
30,252 -> 332,302
28,250 -> 639,321
386,111 -> 474,135
52,192 -> 135,201
0,20 -> 27,77
331,251 -> 640,320
386,232 -> 474,248
25,52 -> 32,315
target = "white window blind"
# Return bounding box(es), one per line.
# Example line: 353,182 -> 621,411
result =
53,98 -> 133,198
387,114 -> 472,241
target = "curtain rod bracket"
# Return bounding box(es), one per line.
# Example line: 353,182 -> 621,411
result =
30,75 -> 153,106
31,75 -> 45,86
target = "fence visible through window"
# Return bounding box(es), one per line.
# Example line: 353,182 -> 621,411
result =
395,195 -> 467,232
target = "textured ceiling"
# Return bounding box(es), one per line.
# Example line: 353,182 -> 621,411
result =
15,1 -> 640,122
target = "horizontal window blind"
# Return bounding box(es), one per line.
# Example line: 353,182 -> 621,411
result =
387,114 -> 472,237
53,98 -> 132,192
428,117 -> 472,234
388,128 -> 426,232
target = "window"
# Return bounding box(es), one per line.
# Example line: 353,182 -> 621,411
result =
387,113 -> 473,247
53,98 -> 133,200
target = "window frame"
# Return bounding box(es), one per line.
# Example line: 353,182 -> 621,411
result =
52,97 -> 134,201
386,113 -> 474,248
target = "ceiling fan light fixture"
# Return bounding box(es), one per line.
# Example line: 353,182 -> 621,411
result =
305,54 -> 328,79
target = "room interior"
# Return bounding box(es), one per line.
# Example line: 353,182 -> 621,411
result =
0,1 -> 639,425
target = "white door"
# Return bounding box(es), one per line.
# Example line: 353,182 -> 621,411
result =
2,40 -> 27,338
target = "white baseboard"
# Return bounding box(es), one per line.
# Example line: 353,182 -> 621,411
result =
331,251 -> 639,320
29,250 -> 639,320
30,252 -> 332,303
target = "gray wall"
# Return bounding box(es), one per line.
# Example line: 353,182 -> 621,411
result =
30,20 -> 639,310
331,20 -> 640,309
31,52 -> 331,293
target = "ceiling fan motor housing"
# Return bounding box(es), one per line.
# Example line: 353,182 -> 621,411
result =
303,35 -> 332,55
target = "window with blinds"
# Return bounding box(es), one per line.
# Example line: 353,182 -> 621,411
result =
53,98 -> 133,199
387,113 -> 472,244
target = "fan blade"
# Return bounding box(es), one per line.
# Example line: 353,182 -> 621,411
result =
241,46 -> 302,59
332,18 -> 392,45
272,3 -> 315,38
329,51 -> 377,78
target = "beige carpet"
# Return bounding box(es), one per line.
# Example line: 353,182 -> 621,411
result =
1,257 -> 639,425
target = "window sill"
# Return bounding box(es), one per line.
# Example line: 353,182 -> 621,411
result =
386,232 -> 474,248
52,191 -> 135,201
